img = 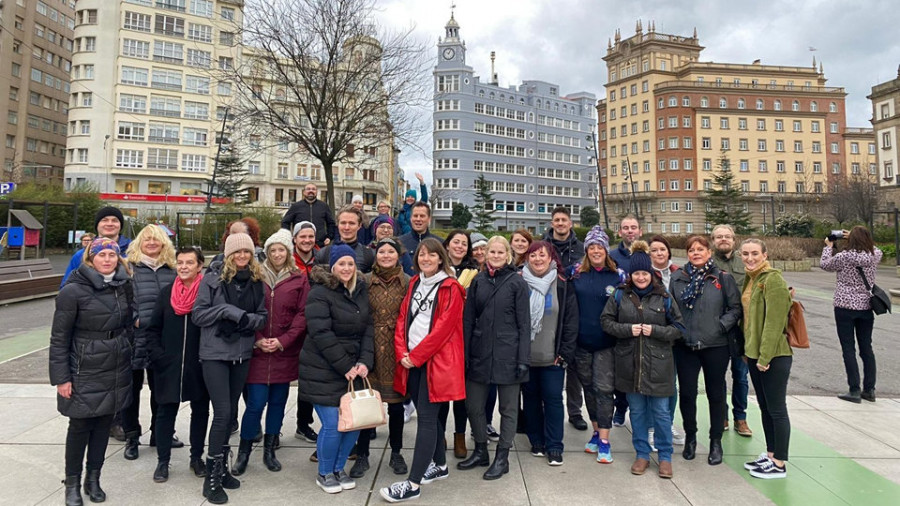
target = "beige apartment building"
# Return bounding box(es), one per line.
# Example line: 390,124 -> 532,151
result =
1,0 -> 75,186
597,22 -> 870,233
869,70 -> 900,209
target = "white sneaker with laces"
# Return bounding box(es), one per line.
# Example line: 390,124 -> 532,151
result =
380,480 -> 421,502
420,462 -> 448,484
403,402 -> 415,424
744,453 -> 770,471
749,459 -> 786,479
671,425 -> 686,445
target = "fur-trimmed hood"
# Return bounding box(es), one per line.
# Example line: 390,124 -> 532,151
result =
309,264 -> 367,294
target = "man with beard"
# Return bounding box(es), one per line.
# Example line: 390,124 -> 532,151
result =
281,183 -> 336,247
609,215 -> 642,274
316,206 -> 375,273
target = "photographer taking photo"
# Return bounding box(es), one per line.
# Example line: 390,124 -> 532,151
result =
820,226 -> 883,404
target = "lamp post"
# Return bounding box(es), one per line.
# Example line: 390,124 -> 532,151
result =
623,157 -> 639,217
587,132 -> 610,230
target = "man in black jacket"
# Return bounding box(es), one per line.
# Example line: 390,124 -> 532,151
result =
281,183 -> 336,247
315,206 -> 375,273
398,202 -> 439,255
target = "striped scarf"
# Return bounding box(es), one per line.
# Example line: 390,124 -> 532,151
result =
680,258 -> 716,310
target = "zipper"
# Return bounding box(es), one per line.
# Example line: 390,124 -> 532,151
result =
267,286 -> 275,385
76,343 -> 85,375
179,315 -> 187,401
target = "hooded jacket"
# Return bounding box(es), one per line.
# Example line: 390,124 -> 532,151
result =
609,241 -> 633,273
49,263 -> 135,418
669,264 -> 742,350
396,183 -> 428,236
60,235 -> 132,288
246,270 -> 310,384
543,229 -> 584,277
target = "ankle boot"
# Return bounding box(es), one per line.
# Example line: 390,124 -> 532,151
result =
190,457 -> 207,478
682,433 -> 697,460
453,433 -> 468,459
483,447 -> 510,480
457,442 -> 490,470
83,469 -> 106,502
202,456 -> 228,504
231,439 -> 252,476
220,446 -> 240,489
262,434 -> 282,472
123,432 -> 140,461
63,475 -> 83,506
708,439 -> 723,465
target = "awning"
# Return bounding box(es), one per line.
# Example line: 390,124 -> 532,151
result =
9,209 -> 43,230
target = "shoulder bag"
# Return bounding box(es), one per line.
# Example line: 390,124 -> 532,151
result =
855,266 -> 891,315
338,377 -> 387,432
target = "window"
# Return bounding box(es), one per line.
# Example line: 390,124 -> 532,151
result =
792,100 -> 800,112
701,116 -> 710,129
219,31 -> 234,46
830,122 -> 839,133
77,148 -> 89,163
759,181 -> 768,192
152,69 -> 182,90
190,0 -> 213,17
81,93 -> 93,107
702,137 -> 711,149
186,49 -> 211,67
740,160 -> 749,172
703,159 -> 712,171
181,154 -> 207,172
719,97 -> 727,108
758,139 -> 767,151
737,98 -> 745,109
150,95 -> 181,117
147,148 -> 179,170
218,57 -> 233,70
831,142 -> 840,154
149,122 -> 179,143
183,101 -> 208,119
153,41 -> 183,63
80,121 -> 91,135
683,137 -> 692,149
83,65 -> 94,79
811,121 -> 820,133
777,181 -> 786,193
812,141 -> 821,153
775,140 -> 784,152
882,132 -> 891,149
758,160 -> 768,172
776,161 -> 785,173
721,138 -> 730,150
829,102 -> 837,113
124,11 -> 151,31
188,23 -> 212,42
115,149 -> 144,168
117,122 -> 145,140
155,15 -> 185,37
119,94 -> 147,113
720,117 -> 729,129
794,140 -> 803,152
794,161 -> 804,173
185,75 -> 209,94
221,7 -> 235,20
774,100 -> 782,111
121,66 -> 149,85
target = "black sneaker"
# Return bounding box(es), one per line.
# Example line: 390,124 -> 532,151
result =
380,480 -> 420,503
153,461 -> 169,483
612,410 -> 626,427
547,450 -> 563,466
568,417 -> 588,431
861,390 -> 876,402
486,425 -> 500,442
744,453 -> 769,471
530,445 -> 545,457
295,425 -> 318,443
349,455 -> 370,478
749,459 -> 786,479
420,462 -> 449,484
389,453 -> 408,475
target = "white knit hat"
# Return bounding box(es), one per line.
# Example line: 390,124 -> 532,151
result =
264,229 -> 294,255
224,233 -> 254,258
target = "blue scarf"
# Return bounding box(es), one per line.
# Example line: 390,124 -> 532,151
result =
680,258 -> 715,309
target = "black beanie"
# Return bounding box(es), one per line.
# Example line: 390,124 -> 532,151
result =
94,206 -> 125,231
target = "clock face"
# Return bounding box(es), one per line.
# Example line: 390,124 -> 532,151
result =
443,48 -> 456,60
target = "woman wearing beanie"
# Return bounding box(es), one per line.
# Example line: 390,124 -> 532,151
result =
601,241 -> 685,478
571,225 -> 626,464
459,236 -> 530,480
740,239 -> 793,479
353,238 -> 411,479
121,225 -> 178,463
232,229 -> 310,476
510,229 -> 534,268
146,246 -> 210,482
469,233 -> 488,269
380,238 -> 466,502
669,235 -> 742,466
192,232 -> 268,504
298,244 -> 374,494
50,238 -> 135,505
371,216 -> 414,276
520,241 -> 578,466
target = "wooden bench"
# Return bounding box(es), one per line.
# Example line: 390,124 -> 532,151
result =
0,258 -> 64,304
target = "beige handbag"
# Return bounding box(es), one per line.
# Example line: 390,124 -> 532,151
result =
337,377 -> 387,432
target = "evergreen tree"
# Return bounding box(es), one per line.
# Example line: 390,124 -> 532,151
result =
703,153 -> 753,234
209,154 -> 248,204
450,203 -> 473,229
471,174 -> 496,232
580,206 -> 600,228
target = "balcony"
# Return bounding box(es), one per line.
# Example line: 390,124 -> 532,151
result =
156,1 -> 186,12
149,109 -> 181,118
654,80 -> 845,95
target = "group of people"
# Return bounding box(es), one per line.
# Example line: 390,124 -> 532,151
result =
50,193 -> 883,504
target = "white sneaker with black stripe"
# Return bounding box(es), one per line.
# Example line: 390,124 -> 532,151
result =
420,462 -> 449,484
744,453 -> 769,471
749,459 -> 786,479
381,480 -> 421,502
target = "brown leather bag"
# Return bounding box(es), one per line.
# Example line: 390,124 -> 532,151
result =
785,300 -> 810,349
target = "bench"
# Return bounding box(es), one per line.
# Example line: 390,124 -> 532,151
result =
0,258 -> 64,304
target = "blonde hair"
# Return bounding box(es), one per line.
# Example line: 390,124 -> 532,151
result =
486,235 -> 513,265
126,224 -> 175,268
221,252 -> 263,283
265,244 -> 298,273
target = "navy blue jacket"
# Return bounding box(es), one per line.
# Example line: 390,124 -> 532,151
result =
571,266 -> 626,351
609,241 -> 632,273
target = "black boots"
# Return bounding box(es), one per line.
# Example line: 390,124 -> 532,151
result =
190,457 -> 207,477
708,439 -> 723,466
123,432 -> 140,460
231,439 -> 252,476
153,461 -> 169,483
83,469 -> 106,502
838,391 -> 862,403
220,446 -> 240,489
63,475 -> 82,506
262,434 -> 282,472
202,456 -> 228,504
457,442 -> 490,470
682,433 -> 697,460
483,447 -> 510,480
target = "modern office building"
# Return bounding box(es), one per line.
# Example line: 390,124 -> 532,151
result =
598,21 -> 868,233
1,0 -> 75,186
869,69 -> 900,209
431,13 -> 597,232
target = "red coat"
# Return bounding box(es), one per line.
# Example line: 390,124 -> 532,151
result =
246,271 -> 309,384
393,275 -> 466,403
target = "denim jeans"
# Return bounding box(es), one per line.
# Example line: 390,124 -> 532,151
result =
626,393 -> 673,462
668,373 -> 678,421
726,346 -> 749,421
523,365 -> 565,452
834,307 -> 876,392
313,404 -> 360,476
240,383 -> 290,440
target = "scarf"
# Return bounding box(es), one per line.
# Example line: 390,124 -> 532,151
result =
262,261 -> 291,289
141,254 -> 161,271
633,283 -> 654,299
373,263 -> 402,281
746,260 -> 771,280
522,262 -> 558,341
680,258 -> 716,310
171,273 -> 204,315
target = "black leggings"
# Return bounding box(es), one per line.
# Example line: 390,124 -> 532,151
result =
748,357 -> 792,461
65,415 -> 114,475
407,367 -> 447,485
156,399 -> 210,462
202,360 -> 251,457
357,403 -> 405,456
121,368 -> 157,437
834,307 -> 876,392
674,344 -> 729,440
438,400 -> 468,434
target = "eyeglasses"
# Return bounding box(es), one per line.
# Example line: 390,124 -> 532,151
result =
713,235 -> 734,240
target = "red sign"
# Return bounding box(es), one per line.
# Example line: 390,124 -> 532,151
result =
99,193 -> 231,204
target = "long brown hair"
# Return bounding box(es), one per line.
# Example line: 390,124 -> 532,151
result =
578,244 -> 617,273
846,226 -> 875,254
511,228 -> 534,266
413,238 -> 455,276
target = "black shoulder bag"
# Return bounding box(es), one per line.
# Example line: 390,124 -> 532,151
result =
855,266 -> 891,315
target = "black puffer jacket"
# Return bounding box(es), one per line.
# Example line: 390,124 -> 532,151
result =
669,265 -> 742,349
317,240 -> 375,274
463,264 -> 531,385
49,263 -> 135,418
297,265 -> 375,406
601,283 -> 685,397
131,262 -> 176,370
146,283 -> 207,405
192,264 -> 268,362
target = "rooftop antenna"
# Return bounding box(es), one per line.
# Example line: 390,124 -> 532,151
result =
490,51 -> 498,84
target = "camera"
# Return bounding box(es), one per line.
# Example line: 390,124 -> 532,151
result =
827,230 -> 844,242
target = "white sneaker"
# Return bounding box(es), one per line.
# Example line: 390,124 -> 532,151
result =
647,428 -> 657,452
744,453 -> 770,471
749,459 -> 786,479
671,425 -> 686,446
403,402 -> 415,424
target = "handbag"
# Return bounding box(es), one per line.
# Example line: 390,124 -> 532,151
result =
338,377 -> 387,432
855,266 -> 892,315
785,300 -> 810,348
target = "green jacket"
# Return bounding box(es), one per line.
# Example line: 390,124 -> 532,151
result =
714,251 -> 745,287
741,269 -> 792,366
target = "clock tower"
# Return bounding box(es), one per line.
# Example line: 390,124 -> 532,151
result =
436,12 -> 466,68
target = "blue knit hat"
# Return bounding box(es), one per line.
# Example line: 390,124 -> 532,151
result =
405,189 -> 417,199
584,225 -> 609,250
628,240 -> 652,275
329,244 -> 356,269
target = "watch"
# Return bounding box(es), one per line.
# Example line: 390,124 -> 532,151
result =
443,47 -> 455,60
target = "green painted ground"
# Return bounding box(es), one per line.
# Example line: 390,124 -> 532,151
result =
0,327 -> 50,363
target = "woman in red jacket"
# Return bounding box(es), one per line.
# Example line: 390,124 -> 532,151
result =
232,229 -> 310,476
380,238 -> 466,503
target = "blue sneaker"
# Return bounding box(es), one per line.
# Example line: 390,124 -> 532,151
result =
584,431 -> 599,454
596,439 -> 613,464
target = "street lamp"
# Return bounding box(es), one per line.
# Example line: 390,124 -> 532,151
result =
623,157 -> 639,217
586,132 -> 610,230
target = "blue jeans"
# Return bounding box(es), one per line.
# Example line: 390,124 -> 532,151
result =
668,374 -> 678,421
313,404 -> 360,476
626,393 -> 673,462
726,347 -> 749,421
523,365 -> 565,452
240,383 -> 290,440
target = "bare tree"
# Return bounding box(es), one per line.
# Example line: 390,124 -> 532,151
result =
219,0 -> 431,208
827,177 -> 854,224
847,171 -> 883,227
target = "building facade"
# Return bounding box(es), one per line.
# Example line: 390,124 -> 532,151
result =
432,14 -> 597,232
1,0 -> 75,186
869,70 -> 900,209
598,22 -> 869,234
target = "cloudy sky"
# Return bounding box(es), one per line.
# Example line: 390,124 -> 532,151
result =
375,0 -> 900,182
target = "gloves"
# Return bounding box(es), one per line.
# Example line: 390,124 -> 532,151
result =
516,364 -> 529,380
217,319 -> 239,341
238,314 -> 250,329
